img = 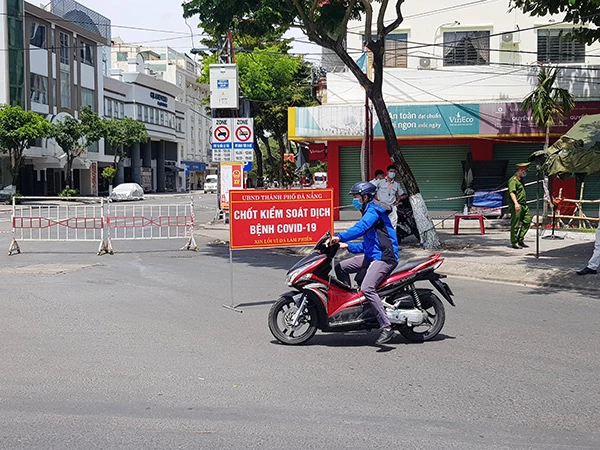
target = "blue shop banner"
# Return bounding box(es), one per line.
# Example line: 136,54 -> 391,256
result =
182,161 -> 206,174
373,104 -> 480,136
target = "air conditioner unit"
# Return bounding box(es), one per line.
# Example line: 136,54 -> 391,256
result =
418,57 -> 436,70
501,31 -> 520,44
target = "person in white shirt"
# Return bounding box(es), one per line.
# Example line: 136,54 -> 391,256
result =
371,164 -> 405,229
576,220 -> 600,275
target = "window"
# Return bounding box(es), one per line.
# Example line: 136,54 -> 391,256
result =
119,102 -> 124,119
60,70 -> 71,108
80,41 -> 94,66
443,30 -> 490,66
144,106 -> 149,122
537,29 -> 585,64
59,32 -> 70,65
116,51 -> 128,61
149,108 -> 154,124
105,98 -> 112,117
160,111 -> 165,126
384,34 -> 408,68
30,73 -> 48,105
137,104 -> 143,121
30,22 -> 46,48
81,87 -> 94,108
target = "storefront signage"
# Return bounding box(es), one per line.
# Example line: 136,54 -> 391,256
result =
229,189 -> 334,250
150,92 -> 168,108
181,161 -> 206,174
290,101 -> 600,140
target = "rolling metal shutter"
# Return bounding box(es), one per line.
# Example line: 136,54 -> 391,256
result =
399,145 -> 470,211
493,143 -> 544,207
339,146 -> 362,220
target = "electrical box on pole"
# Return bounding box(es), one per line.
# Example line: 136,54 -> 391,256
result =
209,64 -> 239,109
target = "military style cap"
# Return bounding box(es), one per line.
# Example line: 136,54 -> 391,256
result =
516,162 -> 530,169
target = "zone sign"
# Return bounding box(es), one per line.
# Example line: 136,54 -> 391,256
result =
233,118 -> 254,149
212,118 -> 233,149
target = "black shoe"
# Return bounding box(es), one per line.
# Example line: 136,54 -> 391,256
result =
511,244 -> 522,249
518,242 -> 529,248
576,267 -> 597,275
375,327 -> 394,345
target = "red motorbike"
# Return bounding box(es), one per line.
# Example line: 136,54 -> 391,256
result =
268,232 -> 455,345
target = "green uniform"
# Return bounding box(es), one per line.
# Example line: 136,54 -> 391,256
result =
508,173 -> 531,246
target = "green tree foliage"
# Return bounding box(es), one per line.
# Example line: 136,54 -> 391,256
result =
521,65 -> 575,151
103,117 -> 149,167
184,0 -> 441,247
0,104 -> 52,190
510,0 -> 600,44
49,106 -> 104,189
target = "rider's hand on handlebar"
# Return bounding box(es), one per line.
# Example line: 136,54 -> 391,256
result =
328,235 -> 340,246
338,242 -> 348,249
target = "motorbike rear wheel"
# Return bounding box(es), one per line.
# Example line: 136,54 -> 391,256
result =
398,292 -> 445,342
268,296 -> 318,345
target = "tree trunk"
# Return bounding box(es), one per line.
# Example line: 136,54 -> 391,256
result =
369,89 -> 440,248
275,132 -> 287,186
254,135 -> 264,187
66,155 -> 74,190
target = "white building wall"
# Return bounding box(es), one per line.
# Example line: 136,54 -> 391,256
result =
329,0 -> 600,105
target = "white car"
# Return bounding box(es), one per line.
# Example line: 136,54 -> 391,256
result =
204,175 -> 218,193
109,183 -> 145,201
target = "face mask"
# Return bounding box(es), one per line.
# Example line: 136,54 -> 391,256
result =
388,172 -> 396,179
521,172 -> 528,178
352,198 -> 362,210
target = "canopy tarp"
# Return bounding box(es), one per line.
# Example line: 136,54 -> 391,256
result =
530,114 -> 600,178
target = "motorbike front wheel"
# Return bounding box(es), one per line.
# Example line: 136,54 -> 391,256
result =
398,292 -> 445,342
268,296 -> 318,345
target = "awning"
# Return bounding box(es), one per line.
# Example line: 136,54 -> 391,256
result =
530,114 -> 600,177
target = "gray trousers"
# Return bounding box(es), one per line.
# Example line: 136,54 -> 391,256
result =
335,255 -> 396,328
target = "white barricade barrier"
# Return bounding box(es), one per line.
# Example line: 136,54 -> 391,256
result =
7,196 -> 198,255
101,201 -> 197,254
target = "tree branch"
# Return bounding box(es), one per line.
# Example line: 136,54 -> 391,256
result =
287,0 -> 372,89
381,0 -> 405,38
337,0 -> 359,46
360,0 -> 373,44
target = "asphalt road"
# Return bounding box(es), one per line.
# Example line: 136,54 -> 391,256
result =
0,220 -> 599,450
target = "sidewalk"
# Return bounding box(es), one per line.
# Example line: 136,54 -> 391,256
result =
198,220 -> 600,295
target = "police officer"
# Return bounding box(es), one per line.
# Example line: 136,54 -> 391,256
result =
508,162 -> 532,249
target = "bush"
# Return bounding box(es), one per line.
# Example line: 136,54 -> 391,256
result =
4,193 -> 22,205
58,188 -> 79,198
101,166 -> 117,181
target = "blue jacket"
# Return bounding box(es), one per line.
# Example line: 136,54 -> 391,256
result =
336,200 -> 399,264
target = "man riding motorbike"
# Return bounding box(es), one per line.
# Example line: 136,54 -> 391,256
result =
330,182 -> 399,345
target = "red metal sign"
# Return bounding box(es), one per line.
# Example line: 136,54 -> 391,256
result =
213,125 -> 230,142
229,189 -> 334,250
235,125 -> 252,142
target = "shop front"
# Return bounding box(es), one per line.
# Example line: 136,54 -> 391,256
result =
289,100 -> 600,219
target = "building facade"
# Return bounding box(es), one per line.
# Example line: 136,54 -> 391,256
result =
298,0 -> 600,218
110,41 -> 211,190
0,0 -> 109,195
103,67 -> 186,193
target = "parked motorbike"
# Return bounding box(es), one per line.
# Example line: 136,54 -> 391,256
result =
395,196 -> 420,243
268,232 -> 455,345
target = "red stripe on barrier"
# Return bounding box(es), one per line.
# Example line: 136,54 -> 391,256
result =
106,215 -> 192,229
12,217 -> 103,230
